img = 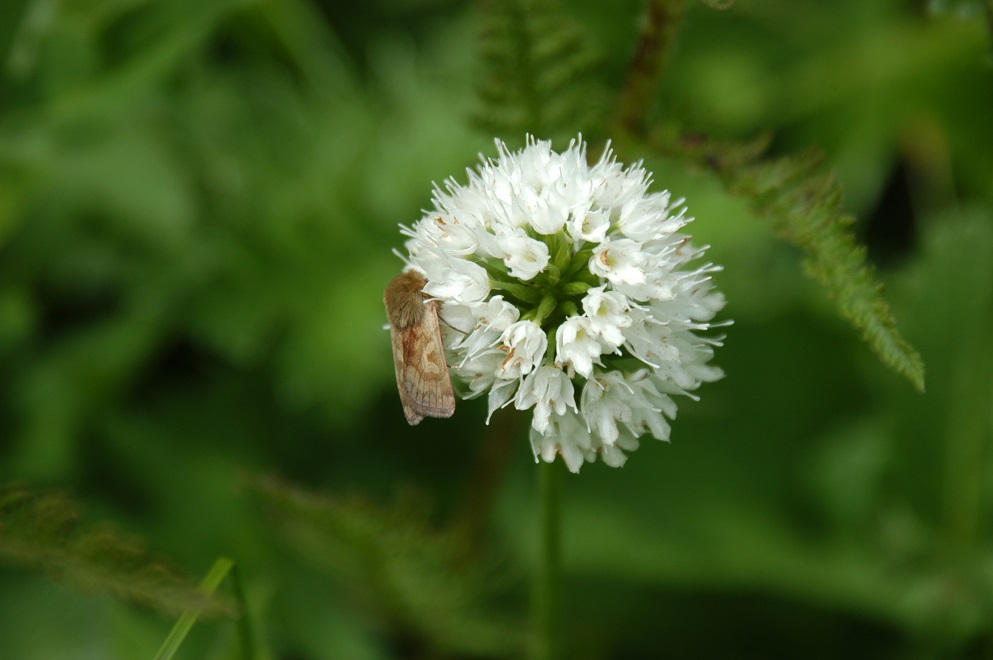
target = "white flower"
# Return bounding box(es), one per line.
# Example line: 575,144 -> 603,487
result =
581,369 -> 675,447
516,366 -> 577,434
396,135 -> 726,472
531,411 -> 590,473
421,257 -> 490,304
571,208 -> 610,243
582,286 -> 632,352
554,316 -> 602,378
495,232 -> 550,281
590,237 -> 647,287
497,320 -> 547,379
447,295 -> 520,361
581,371 -> 637,447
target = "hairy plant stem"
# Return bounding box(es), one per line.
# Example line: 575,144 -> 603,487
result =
613,0 -> 685,138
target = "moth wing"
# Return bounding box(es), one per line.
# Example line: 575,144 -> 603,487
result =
388,322 -> 423,425
390,301 -> 456,425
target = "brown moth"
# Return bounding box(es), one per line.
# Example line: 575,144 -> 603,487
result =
384,270 -> 456,425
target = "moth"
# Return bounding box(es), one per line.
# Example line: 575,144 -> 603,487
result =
384,270 -> 456,425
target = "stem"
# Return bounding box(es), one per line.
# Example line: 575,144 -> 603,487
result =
612,0 -> 685,138
532,460 -> 562,660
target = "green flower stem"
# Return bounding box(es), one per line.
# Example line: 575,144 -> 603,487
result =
564,246 -> 593,278
532,460 -> 562,660
551,234 -> 573,272
491,278 -> 545,304
545,330 -> 558,362
532,294 -> 559,327
560,281 -> 591,297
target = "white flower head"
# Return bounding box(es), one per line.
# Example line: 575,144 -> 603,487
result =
398,135 -> 727,472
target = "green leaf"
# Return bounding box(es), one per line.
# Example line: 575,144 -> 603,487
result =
659,134 -> 926,392
248,475 -> 525,658
0,0 -> 33,84
473,0 -> 603,140
41,0 -> 254,127
0,484 -> 235,618
154,557 -> 236,660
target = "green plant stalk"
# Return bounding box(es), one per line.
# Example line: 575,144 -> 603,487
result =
155,557 -> 235,660
612,0 -> 685,137
532,460 -> 561,660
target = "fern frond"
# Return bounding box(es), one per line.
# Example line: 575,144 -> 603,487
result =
248,475 -> 524,657
0,484 -> 235,618
474,0 -> 603,139
662,134 -> 926,391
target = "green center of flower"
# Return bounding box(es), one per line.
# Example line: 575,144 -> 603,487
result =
484,231 -> 599,330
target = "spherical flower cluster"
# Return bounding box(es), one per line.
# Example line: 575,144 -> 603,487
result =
399,136 -> 726,473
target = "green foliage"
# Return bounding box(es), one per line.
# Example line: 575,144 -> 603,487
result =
697,0 -> 736,9
746,151 -> 925,392
480,0 -> 925,390
0,0 -> 433,478
0,0 -> 990,656
473,0 -> 603,141
248,476 -> 526,657
888,210 -> 993,551
660,135 -> 926,391
0,484 -> 234,618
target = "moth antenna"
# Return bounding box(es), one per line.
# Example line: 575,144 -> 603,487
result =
439,315 -> 469,335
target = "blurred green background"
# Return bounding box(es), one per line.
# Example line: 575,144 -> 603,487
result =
1,0 -> 993,657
